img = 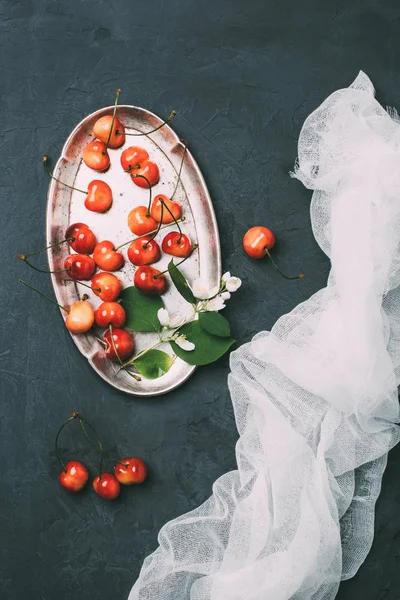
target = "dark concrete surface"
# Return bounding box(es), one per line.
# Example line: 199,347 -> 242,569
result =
1,0 -> 400,598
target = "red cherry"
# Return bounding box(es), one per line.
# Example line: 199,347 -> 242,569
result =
103,328 -> 134,362
93,241 -> 124,271
120,146 -> 149,171
127,236 -> 160,266
94,301 -> 126,328
91,272 -> 122,302
127,206 -> 157,236
114,457 -> 147,485
93,115 -> 125,148
134,266 -> 167,295
93,473 -> 120,500
84,180 -> 113,213
162,232 -> 192,258
243,226 -> 276,259
64,254 -> 96,280
150,194 -> 182,224
65,223 -> 97,254
131,161 -> 159,188
82,141 -> 110,172
65,300 -> 95,333
59,461 -> 89,492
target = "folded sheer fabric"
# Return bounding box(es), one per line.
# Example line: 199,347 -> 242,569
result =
129,72 -> 400,600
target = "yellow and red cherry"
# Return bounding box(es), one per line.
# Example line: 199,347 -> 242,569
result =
114,457 -> 147,485
59,460 -> 89,492
64,254 -> 96,280
83,141 -> 110,172
127,236 -> 160,266
162,232 -> 192,258
65,223 -> 97,254
93,473 -> 120,500
243,226 -> 276,259
65,301 -> 95,334
103,328 -> 134,362
134,266 -> 167,296
131,161 -> 159,188
94,301 -> 126,328
93,115 -> 125,148
127,206 -> 157,236
93,241 -> 124,271
91,272 -> 122,302
150,194 -> 182,224
120,146 -> 149,171
84,180 -> 112,213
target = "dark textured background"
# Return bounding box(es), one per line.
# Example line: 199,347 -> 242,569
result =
1,0 -> 400,598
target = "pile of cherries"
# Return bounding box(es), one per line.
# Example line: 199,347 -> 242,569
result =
57,412 -> 147,500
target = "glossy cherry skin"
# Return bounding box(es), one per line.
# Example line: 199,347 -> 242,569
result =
131,161 -> 159,188
93,473 -> 120,500
64,254 -> 96,280
94,301 -> 126,328
103,328 -> 134,362
162,232 -> 192,258
85,180 -> 113,213
127,236 -> 160,266
82,141 -> 110,172
134,266 -> 167,296
65,301 -> 95,334
65,223 -> 97,254
243,226 -> 276,259
150,194 -> 182,224
114,457 -> 147,485
59,461 -> 89,492
120,146 -> 149,171
127,206 -> 157,236
93,115 -> 125,148
91,272 -> 122,302
93,241 -> 124,271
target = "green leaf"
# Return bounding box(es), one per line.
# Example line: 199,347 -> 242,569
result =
170,321 -> 235,366
120,286 -> 164,332
198,311 -> 231,337
168,260 -> 196,304
133,349 -> 174,379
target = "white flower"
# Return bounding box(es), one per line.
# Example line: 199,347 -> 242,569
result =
157,308 -> 185,329
222,271 -> 231,282
175,334 -> 195,351
204,295 -> 226,312
221,291 -> 231,300
191,278 -> 219,300
225,276 -> 242,292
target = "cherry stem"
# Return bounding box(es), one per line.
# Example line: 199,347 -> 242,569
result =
43,156 -> 87,194
160,199 -> 182,241
19,279 -> 69,313
264,248 -> 305,281
120,340 -> 162,369
77,413 -> 130,468
114,218 -> 185,250
23,238 -> 74,259
130,173 -> 152,192
105,88 -> 122,151
155,244 -> 198,278
171,140 -> 188,201
144,202 -> 165,247
55,413 -> 80,471
64,279 -> 101,293
18,254 -> 69,274
109,324 -> 141,381
118,110 -> 176,136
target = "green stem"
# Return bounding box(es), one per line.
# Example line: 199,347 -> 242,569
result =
66,279 -> 101,293
117,110 -> 176,136
105,88 -> 122,150
19,279 -> 69,312
160,199 -> 182,240
24,238 -> 73,259
18,255 -> 69,275
264,248 -> 304,281
120,340 -> 162,370
43,156 -> 87,194
55,413 -> 80,471
108,324 -> 141,381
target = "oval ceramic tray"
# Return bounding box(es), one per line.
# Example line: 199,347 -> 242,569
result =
46,105 -> 221,396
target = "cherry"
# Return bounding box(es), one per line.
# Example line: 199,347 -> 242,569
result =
93,115 -> 125,148
64,254 -> 96,280
243,226 -> 276,258
131,161 -> 159,188
91,272 -> 122,302
162,232 -> 192,258
127,206 -> 157,236
65,223 -> 97,254
134,266 -> 167,295
84,180 -> 113,213
65,300 -> 95,333
151,194 -> 182,224
120,146 -> 149,171
59,460 -> 89,492
93,473 -> 120,500
103,328 -> 135,362
93,241 -> 124,271
94,301 -> 126,328
114,457 -> 147,485
127,236 -> 160,266
82,141 -> 110,172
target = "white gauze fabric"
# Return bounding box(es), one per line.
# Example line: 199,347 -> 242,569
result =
129,72 -> 400,600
